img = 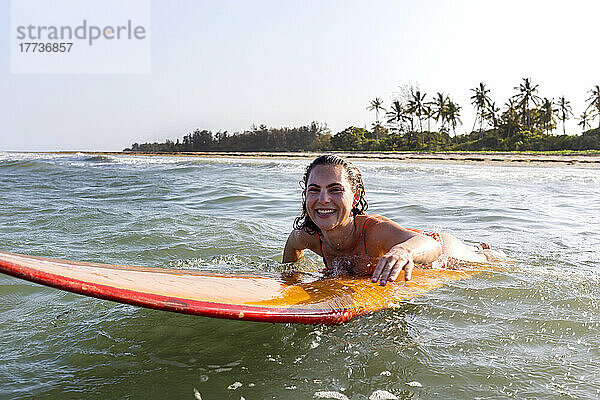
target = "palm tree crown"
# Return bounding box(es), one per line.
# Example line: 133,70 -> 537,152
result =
578,110 -> 591,132
513,78 -> 542,131
386,100 -> 410,132
470,82 -> 492,133
445,99 -> 462,136
556,96 -> 573,135
484,101 -> 500,130
433,92 -> 449,133
539,98 -> 557,133
367,98 -> 386,125
406,90 -> 427,134
586,85 -> 600,128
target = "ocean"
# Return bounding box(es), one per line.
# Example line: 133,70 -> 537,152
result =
0,152 -> 598,399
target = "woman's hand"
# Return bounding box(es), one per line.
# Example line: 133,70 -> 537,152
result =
371,245 -> 414,286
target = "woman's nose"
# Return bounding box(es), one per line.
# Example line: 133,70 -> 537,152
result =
318,190 -> 330,203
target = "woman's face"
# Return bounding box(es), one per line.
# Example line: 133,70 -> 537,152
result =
305,164 -> 356,232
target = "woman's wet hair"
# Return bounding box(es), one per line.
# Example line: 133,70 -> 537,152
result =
294,155 -> 368,234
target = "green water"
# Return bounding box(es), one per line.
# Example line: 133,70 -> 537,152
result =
1,153 -> 599,399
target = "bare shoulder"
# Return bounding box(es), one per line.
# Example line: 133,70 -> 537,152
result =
361,214 -> 416,252
286,229 -> 319,251
360,214 -> 407,232
283,229 -> 320,263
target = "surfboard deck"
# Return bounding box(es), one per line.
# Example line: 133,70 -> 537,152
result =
0,251 -> 484,324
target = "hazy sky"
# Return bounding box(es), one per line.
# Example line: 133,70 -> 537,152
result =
1,0 -> 599,151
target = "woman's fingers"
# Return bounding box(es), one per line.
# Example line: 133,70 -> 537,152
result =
389,258 -> 405,282
385,258 -> 411,284
371,256 -> 389,283
378,258 -> 398,286
403,258 -> 414,281
371,255 -> 412,286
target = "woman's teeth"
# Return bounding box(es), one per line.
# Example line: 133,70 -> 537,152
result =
316,209 -> 335,215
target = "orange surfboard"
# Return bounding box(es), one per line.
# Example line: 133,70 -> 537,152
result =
0,251 -> 483,324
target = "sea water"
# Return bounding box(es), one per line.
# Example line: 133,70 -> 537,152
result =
0,152 -> 598,399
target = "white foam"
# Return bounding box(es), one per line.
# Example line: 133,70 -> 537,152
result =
314,391 -> 349,400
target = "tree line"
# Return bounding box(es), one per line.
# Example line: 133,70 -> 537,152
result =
127,122 -> 330,153
126,79 -> 600,153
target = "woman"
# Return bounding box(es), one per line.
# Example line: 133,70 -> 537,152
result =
283,155 -> 504,286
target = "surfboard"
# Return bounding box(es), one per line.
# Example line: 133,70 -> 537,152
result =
0,251 -> 483,324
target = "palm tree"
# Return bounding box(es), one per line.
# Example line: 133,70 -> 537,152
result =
406,90 -> 427,146
513,78 -> 542,131
578,110 -> 591,132
433,92 -> 448,133
539,98 -> 557,133
484,101 -> 500,130
470,82 -> 492,134
586,85 -> 600,128
367,98 -> 386,125
445,99 -> 462,137
367,98 -> 387,140
556,96 -> 573,135
386,100 -> 411,133
503,99 -> 521,138
424,103 -> 434,133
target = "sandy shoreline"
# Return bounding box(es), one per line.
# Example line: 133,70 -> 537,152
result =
26,151 -> 600,167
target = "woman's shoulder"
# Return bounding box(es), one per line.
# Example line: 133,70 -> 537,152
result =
358,213 -> 395,227
360,214 -> 418,254
288,228 -> 320,248
359,214 -> 415,236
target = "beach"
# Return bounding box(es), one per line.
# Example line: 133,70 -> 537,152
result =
38,151 -> 600,167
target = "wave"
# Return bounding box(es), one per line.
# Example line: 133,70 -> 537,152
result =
81,155 -> 115,163
0,159 -> 64,174
365,161 -> 600,186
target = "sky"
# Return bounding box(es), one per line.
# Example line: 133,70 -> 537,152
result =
1,0 -> 599,151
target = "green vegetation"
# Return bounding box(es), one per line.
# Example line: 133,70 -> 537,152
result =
126,80 -> 600,153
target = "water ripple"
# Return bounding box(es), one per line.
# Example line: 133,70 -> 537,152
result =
0,153 -> 599,399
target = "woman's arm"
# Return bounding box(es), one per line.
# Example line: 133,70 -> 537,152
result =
369,221 -> 442,286
282,229 -> 306,263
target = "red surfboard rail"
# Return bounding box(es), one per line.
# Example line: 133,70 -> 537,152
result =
0,251 -> 483,324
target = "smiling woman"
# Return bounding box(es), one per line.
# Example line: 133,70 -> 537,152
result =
283,155 -> 505,285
